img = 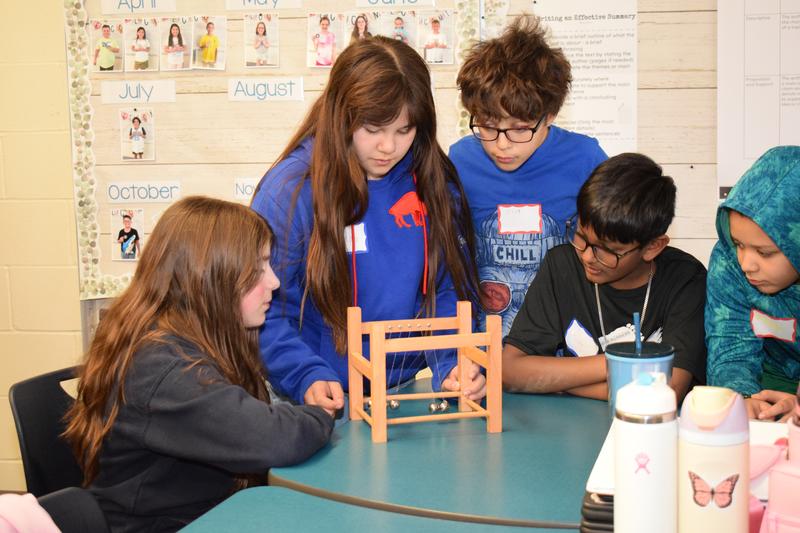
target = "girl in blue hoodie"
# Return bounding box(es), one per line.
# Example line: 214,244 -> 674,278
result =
251,36 -> 483,414
706,146 -> 800,420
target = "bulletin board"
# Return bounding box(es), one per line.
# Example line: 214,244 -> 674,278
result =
65,0 -> 513,301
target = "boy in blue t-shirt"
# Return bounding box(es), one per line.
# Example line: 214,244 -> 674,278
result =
450,16 -> 607,335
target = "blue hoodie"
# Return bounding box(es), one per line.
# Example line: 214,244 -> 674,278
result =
706,146 -> 800,395
251,138 -> 458,404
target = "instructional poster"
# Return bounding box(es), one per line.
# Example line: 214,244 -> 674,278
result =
532,0 -> 637,156
718,0 -> 800,197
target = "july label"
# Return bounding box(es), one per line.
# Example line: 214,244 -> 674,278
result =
101,81 -> 175,104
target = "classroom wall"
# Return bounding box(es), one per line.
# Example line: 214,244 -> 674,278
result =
0,0 -> 718,491
0,2 -> 84,490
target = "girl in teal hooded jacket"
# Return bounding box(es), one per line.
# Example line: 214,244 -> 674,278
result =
706,146 -> 800,420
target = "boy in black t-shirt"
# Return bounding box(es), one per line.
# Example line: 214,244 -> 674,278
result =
504,153 -> 707,404
118,214 -> 140,260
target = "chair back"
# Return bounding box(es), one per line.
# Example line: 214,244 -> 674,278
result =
9,366 -> 83,496
38,486 -> 109,533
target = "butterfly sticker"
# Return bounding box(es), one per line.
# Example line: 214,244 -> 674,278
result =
688,471 -> 739,508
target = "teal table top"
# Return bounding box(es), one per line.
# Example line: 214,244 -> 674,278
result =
269,380 -> 610,528
182,487 -> 576,532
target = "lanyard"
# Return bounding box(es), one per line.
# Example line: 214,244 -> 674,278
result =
594,261 -> 654,342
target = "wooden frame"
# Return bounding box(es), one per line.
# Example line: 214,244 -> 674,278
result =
347,301 -> 502,443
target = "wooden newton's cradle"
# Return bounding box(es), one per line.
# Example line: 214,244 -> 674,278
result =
347,301 -> 503,443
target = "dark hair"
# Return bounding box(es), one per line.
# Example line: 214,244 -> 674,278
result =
122,214 -> 132,220
256,36 -> 478,353
132,117 -> 141,125
320,16 -> 330,24
458,15 -> 571,121
102,24 -> 110,30
136,26 -> 146,38
577,153 -> 676,245
168,23 -> 183,47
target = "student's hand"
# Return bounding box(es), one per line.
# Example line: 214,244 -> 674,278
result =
304,380 -> 344,417
745,396 -> 775,420
750,389 -> 798,422
441,362 -> 487,401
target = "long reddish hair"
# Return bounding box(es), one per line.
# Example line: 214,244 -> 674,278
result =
257,36 -> 478,352
64,197 -> 272,484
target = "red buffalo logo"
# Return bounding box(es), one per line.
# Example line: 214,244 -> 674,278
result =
389,191 -> 427,228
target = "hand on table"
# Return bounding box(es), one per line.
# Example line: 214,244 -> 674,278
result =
748,389 -> 798,422
304,380 -> 344,418
441,362 -> 486,401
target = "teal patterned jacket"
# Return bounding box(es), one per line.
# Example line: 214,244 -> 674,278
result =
705,146 -> 800,395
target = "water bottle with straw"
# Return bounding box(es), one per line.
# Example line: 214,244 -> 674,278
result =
605,312 -> 675,418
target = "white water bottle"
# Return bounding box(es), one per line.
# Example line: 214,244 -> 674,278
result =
678,386 -> 748,533
614,372 -> 677,533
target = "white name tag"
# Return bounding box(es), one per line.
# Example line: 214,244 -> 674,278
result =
344,223 -> 367,253
565,319 -> 599,357
497,204 -> 542,234
751,309 -> 796,342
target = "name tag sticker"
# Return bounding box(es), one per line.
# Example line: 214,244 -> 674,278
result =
497,204 -> 542,234
565,318 -> 599,357
344,223 -> 368,253
750,309 -> 796,342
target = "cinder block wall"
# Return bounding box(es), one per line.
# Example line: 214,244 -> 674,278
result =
0,2 -> 83,490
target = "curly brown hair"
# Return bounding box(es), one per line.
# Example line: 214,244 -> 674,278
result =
457,15 -> 571,122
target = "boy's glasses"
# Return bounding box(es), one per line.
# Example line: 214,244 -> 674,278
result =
469,115 -> 546,143
565,216 -> 641,269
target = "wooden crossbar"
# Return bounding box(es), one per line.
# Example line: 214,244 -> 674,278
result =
347,302 -> 503,443
358,316 -> 460,334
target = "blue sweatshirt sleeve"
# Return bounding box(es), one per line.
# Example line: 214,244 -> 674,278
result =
252,167 -> 340,404
705,242 -> 765,395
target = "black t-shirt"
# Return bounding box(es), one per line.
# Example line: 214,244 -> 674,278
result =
118,228 -> 140,254
505,244 -> 707,385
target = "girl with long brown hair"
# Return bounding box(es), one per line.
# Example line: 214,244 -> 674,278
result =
251,36 -> 483,414
64,197 -> 333,532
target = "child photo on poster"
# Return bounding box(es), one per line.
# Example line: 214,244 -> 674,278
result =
124,18 -> 158,72
418,11 -> 454,65
161,17 -> 191,71
307,13 -> 344,68
346,12 -> 374,46
192,16 -> 227,70
90,20 -> 123,72
244,13 -> 279,68
119,108 -> 155,161
380,11 -> 416,46
112,208 -> 144,262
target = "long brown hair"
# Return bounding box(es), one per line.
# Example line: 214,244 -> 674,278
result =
64,196 -> 272,484
259,36 -> 478,352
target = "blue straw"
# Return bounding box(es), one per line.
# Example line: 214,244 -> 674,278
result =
633,312 -> 642,354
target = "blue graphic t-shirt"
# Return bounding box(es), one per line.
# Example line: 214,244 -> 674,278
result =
449,125 -> 607,334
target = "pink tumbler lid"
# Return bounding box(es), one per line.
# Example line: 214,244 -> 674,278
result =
679,386 -> 749,445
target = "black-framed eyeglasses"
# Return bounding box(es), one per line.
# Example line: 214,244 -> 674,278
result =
469,115 -> 546,143
565,216 -> 641,269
